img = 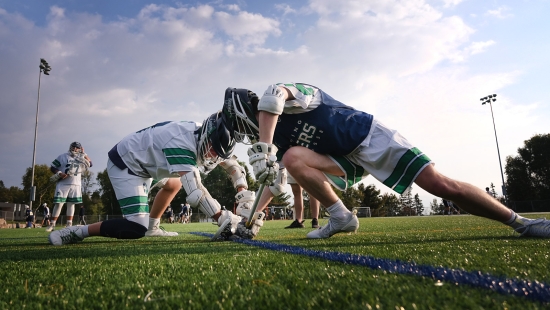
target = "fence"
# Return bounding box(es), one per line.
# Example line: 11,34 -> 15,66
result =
508,199 -> 550,213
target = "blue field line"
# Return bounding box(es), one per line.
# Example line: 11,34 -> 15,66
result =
191,231 -> 550,303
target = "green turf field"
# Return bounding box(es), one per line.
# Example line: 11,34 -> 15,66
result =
1,214 -> 549,309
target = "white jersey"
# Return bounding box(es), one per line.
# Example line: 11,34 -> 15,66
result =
51,152 -> 88,186
276,83 -> 322,114
109,121 -> 200,180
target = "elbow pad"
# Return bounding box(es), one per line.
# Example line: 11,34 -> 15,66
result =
258,84 -> 285,115
219,155 -> 248,190
180,168 -> 221,218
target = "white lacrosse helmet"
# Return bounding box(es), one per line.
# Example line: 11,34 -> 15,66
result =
69,141 -> 82,156
221,88 -> 260,145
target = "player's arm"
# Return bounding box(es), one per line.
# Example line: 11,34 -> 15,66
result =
258,86 -> 294,144
248,85 -> 294,185
50,159 -> 68,180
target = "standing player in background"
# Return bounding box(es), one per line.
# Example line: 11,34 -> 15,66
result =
45,142 -> 92,232
48,112 -> 260,246
285,177 -> 320,229
222,84 -> 550,239
40,203 -> 50,227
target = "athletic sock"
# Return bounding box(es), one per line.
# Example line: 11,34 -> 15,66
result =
66,220 -> 72,227
326,200 -> 349,217
503,211 -> 528,229
148,218 -> 160,230
80,226 -> 90,238
50,220 -> 56,227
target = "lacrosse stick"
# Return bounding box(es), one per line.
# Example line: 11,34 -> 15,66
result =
245,183 -> 265,228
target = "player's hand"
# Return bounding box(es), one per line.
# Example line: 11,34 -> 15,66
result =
235,190 -> 255,219
247,142 -> 279,185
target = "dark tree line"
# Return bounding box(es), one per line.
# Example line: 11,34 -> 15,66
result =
505,133 -> 550,201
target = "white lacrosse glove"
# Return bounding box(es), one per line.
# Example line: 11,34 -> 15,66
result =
235,212 -> 265,239
212,210 -> 242,241
248,142 -> 279,185
235,190 -> 255,219
49,172 -> 62,182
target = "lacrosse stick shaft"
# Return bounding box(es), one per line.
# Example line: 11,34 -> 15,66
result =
245,183 -> 265,228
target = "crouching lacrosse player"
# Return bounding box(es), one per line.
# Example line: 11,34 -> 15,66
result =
48,112 -> 262,246
46,142 -> 92,232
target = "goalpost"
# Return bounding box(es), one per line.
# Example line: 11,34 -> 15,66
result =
354,207 -> 371,218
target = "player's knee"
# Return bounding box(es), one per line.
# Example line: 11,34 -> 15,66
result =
100,218 -> 147,239
162,178 -> 182,192
281,147 -> 307,171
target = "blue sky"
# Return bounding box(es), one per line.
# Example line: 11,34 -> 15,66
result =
0,0 -> 548,212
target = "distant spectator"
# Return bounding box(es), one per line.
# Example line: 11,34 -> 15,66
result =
79,205 -> 87,225
25,206 -> 34,228
180,203 -> 190,224
485,187 -> 494,197
41,203 -> 50,227
166,206 -> 174,224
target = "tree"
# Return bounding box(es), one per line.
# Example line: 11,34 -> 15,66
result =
96,169 -> 119,215
360,184 -> 382,213
399,188 -> 415,216
340,185 -> 363,211
379,193 -> 400,217
505,133 -> 550,201
414,193 -> 424,216
430,199 -> 445,215
21,164 -> 56,209
0,180 -> 26,204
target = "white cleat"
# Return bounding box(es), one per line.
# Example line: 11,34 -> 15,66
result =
307,212 -> 359,239
45,225 -> 55,232
144,226 -> 178,237
515,218 -> 550,238
49,226 -> 84,246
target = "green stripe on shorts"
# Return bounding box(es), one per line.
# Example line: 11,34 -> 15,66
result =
53,197 -> 67,203
383,147 -> 431,194
66,197 -> 83,203
325,155 -> 365,190
118,196 -> 149,215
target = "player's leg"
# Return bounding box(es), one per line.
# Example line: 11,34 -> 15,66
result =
144,178 -> 180,236
282,146 -> 359,238
285,183 -> 304,228
65,203 -> 75,227
415,165 -> 511,221
47,202 -> 65,232
310,196 -> 320,228
414,165 -> 550,237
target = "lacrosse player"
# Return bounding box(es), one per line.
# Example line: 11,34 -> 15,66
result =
222,84 -> 550,239
45,142 -> 92,232
49,111 -> 259,246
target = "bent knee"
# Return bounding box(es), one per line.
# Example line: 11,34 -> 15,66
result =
281,147 -> 309,170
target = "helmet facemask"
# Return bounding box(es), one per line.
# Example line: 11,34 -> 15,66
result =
221,88 -> 260,145
69,142 -> 82,157
197,111 -> 236,173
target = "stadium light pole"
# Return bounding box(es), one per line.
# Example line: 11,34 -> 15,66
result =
480,94 -> 507,203
29,58 -> 52,211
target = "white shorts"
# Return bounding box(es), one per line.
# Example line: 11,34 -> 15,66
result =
324,119 -> 432,194
53,183 -> 82,204
107,159 -> 152,227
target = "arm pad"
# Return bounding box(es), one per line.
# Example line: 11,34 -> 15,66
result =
219,155 -> 248,190
258,84 -> 285,115
180,168 -> 221,218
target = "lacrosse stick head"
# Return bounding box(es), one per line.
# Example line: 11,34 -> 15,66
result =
197,111 -> 236,171
221,87 -> 260,145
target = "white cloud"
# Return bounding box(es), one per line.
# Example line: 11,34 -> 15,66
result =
0,0 -> 546,213
487,6 -> 513,19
